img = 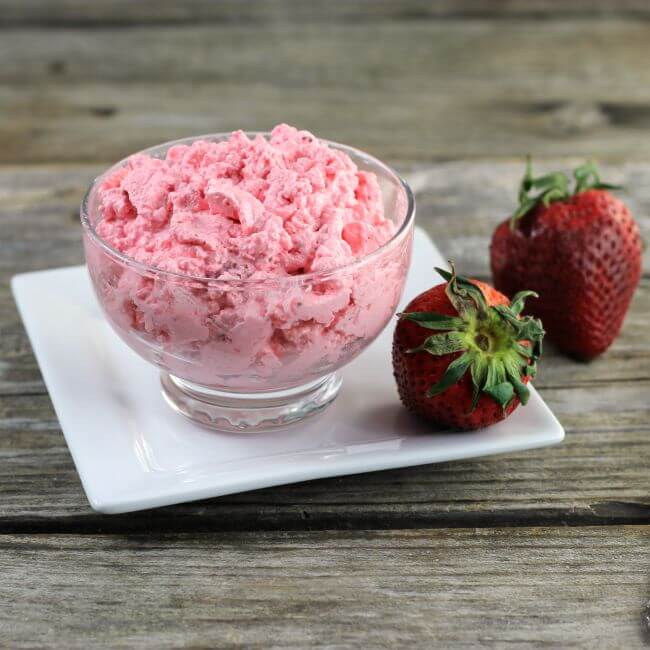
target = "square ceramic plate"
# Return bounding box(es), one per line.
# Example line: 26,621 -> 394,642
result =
12,228 -> 564,514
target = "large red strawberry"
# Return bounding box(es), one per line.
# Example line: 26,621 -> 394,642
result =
392,264 -> 544,430
491,160 -> 642,360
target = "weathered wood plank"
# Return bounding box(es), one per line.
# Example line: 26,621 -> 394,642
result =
1,161 -> 649,278
409,159 -> 650,276
2,19 -> 650,162
9,80 -> 649,164
2,0 -> 650,27
5,20 -> 650,86
3,281 -> 650,397
1,528 -> 648,649
2,161 -> 649,527
1,384 -> 649,530
2,161 -> 649,395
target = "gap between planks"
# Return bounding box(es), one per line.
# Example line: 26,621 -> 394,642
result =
3,0 -> 650,29
1,502 -> 650,536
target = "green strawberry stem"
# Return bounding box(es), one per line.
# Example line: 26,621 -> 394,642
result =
510,158 -> 622,228
400,263 -> 544,411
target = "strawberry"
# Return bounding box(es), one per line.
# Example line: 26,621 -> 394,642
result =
491,160 -> 643,360
392,264 -> 544,430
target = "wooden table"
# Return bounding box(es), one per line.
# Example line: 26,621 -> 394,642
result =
2,2 -> 649,647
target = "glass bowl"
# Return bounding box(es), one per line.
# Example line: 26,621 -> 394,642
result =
81,133 -> 415,431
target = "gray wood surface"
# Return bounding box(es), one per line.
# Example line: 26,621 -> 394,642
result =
4,0 -> 650,26
2,17 -> 650,163
2,527 -> 649,649
2,162 -> 649,537
2,1 -> 650,647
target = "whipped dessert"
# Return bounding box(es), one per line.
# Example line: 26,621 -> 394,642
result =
87,125 -> 411,389
98,124 -> 394,279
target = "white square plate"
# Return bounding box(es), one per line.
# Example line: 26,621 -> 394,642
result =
12,228 -> 564,514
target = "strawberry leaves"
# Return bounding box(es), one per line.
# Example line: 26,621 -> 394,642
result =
511,157 -> 570,225
438,264 -> 489,319
409,331 -> 466,356
483,382 -> 515,409
426,351 -> 475,398
511,159 -> 622,228
399,312 -> 465,331
509,290 -> 538,316
573,161 -> 622,194
399,265 -> 544,411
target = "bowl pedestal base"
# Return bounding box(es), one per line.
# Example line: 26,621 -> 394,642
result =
160,372 -> 342,432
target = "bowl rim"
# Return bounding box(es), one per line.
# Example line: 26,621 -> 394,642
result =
80,131 -> 416,285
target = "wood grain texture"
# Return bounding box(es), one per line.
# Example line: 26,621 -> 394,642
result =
5,19 -> 650,85
2,18 -> 650,162
2,161 -> 649,529
1,383 -> 649,531
1,160 -> 648,280
2,0 -> 650,26
1,527 -> 649,649
2,161 -> 648,393
2,4 -> 649,647
3,278 -> 650,395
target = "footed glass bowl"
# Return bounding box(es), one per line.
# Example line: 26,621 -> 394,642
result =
81,133 -> 415,431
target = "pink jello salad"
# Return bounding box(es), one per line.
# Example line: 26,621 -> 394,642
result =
97,124 -> 394,280
87,125 -> 412,389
